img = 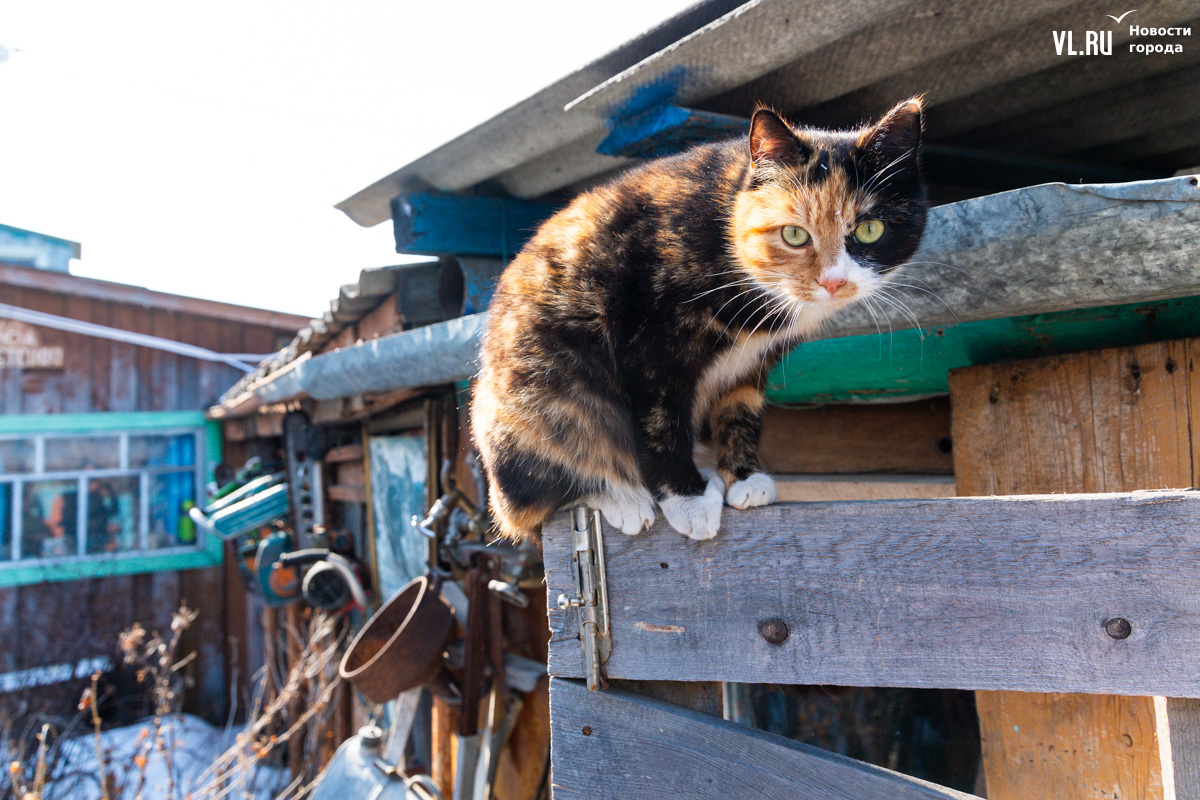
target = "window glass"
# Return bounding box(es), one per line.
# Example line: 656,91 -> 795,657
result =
0,425 -> 209,569
85,476 -> 140,555
21,480 -> 78,560
44,436 -> 120,472
0,484 -> 11,561
149,472 -> 196,549
0,439 -> 35,475
129,434 -> 196,468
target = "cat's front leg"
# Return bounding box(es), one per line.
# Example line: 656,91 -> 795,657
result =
581,482 -> 656,536
710,384 -> 778,511
638,398 -> 725,540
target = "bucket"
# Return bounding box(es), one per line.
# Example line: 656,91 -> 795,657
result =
340,575 -> 454,704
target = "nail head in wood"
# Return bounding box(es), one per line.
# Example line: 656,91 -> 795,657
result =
758,618 -> 789,645
1104,617 -> 1132,640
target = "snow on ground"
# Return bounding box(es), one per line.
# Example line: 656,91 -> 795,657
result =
41,713 -> 287,800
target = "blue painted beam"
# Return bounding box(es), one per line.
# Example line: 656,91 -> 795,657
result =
391,192 -> 560,259
597,105 -> 750,160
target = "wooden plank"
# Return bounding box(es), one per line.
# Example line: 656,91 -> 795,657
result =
609,680 -> 723,717
544,490 -> 1200,696
107,302 -> 140,412
760,399 -> 952,474
325,443 -> 364,463
1160,697 -> 1200,797
975,691 -> 1166,798
775,474 -> 956,502
175,312 -> 202,411
353,295 -> 404,343
62,294 -> 94,412
949,340 -> 1198,800
334,459 -> 365,488
548,679 -> 979,800
327,484 -> 367,503
150,308 -> 181,411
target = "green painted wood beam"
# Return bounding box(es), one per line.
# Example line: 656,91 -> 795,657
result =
766,295 -> 1200,404
0,410 -> 212,434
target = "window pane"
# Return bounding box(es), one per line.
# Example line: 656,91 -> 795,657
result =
85,476 -> 140,555
44,436 -> 120,472
149,472 -> 197,549
129,434 -> 196,468
0,440 -> 35,475
0,484 -> 11,561
21,480 -> 78,559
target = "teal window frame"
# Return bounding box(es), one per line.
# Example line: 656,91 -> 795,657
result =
0,411 -> 223,587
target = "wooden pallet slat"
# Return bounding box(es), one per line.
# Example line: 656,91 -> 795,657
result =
549,678 -> 979,800
545,490 -> 1200,697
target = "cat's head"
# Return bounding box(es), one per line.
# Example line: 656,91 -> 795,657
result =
730,99 -> 927,315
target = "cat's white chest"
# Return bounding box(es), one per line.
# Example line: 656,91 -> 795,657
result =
691,304 -> 835,428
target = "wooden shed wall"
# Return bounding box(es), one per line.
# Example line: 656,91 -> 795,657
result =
0,273 -> 298,723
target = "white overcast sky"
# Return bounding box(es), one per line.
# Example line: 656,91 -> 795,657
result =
0,1 -> 694,317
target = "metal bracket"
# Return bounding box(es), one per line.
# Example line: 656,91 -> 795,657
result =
556,506 -> 611,691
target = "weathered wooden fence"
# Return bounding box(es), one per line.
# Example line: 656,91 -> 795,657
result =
544,491 -> 1200,798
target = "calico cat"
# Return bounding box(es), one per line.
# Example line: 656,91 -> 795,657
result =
472,99 -> 928,541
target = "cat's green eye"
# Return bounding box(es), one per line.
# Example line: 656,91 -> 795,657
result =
853,219 -> 885,244
781,225 -> 811,247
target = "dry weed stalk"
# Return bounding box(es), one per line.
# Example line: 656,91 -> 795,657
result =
4,605 -> 345,800
188,610 -> 345,800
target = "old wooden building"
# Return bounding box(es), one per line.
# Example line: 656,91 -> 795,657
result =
0,253 -> 306,725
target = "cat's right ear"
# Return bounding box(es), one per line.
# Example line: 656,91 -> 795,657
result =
749,109 -> 809,166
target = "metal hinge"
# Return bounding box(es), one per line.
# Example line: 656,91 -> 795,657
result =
556,506 -> 611,690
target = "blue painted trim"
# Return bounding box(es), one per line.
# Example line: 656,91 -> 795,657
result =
597,105 -> 749,160
0,223 -> 81,272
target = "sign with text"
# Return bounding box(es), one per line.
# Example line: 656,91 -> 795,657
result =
0,320 -> 65,369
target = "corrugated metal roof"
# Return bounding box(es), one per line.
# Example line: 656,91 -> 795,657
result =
338,0 -> 1199,224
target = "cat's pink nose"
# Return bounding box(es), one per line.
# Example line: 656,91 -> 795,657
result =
819,277 -> 846,296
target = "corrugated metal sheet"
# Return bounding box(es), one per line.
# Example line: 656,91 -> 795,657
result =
338,0 -> 1200,222
221,175 -> 1200,411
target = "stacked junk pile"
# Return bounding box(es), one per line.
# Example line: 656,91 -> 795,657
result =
204,431 -> 546,800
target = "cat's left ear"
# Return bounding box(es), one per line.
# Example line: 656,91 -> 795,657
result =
859,97 -> 924,163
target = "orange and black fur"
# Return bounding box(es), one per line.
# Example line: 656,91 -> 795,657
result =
473,99 -> 928,541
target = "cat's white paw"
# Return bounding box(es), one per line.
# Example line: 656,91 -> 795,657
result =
660,475 -> 725,541
589,484 -> 656,535
726,472 -> 777,510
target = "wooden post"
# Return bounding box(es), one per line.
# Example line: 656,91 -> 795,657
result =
949,340 -> 1199,799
